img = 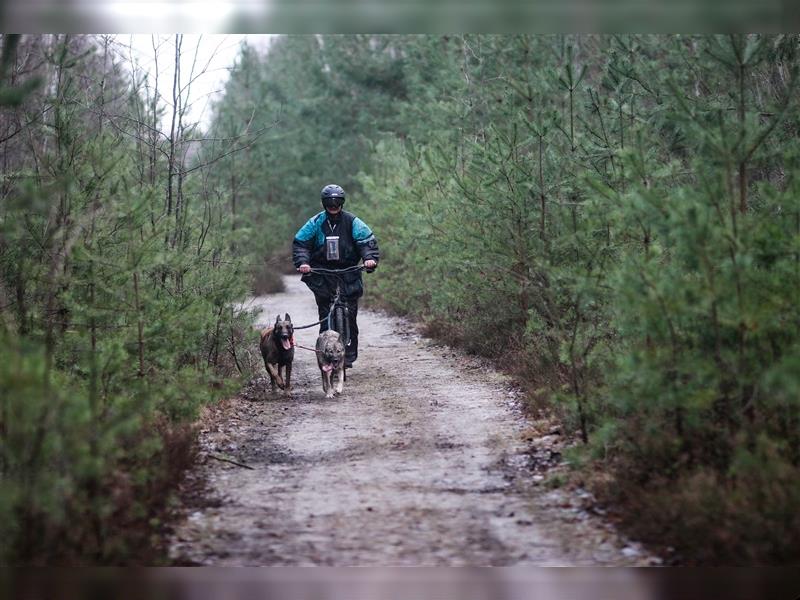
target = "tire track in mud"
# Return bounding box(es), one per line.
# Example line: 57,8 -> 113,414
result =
168,276 -> 659,566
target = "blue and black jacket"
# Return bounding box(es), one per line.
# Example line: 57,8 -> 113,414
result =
292,210 -> 379,299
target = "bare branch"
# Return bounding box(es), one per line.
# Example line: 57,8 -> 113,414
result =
180,121 -> 276,176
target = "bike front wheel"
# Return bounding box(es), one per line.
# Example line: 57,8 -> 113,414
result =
333,305 -> 350,348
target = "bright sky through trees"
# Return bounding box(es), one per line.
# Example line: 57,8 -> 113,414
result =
126,34 -> 271,129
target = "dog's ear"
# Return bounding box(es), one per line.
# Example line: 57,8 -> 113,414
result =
284,313 -> 291,322
275,314 -> 281,324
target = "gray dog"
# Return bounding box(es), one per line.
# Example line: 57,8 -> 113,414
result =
316,330 -> 345,398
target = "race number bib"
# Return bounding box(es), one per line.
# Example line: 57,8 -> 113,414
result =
325,236 -> 340,261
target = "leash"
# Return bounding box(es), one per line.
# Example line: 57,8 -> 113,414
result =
293,341 -> 322,354
292,316 -> 329,330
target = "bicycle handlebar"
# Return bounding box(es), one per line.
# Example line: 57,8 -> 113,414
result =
304,265 -> 376,275
307,265 -> 366,274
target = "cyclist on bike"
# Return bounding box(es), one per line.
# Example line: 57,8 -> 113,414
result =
293,184 -> 379,368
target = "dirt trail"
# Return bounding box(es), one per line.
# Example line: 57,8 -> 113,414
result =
169,276 -> 658,566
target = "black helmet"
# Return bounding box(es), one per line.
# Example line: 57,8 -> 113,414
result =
321,184 -> 345,209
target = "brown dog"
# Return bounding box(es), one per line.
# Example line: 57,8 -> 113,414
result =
260,313 -> 294,393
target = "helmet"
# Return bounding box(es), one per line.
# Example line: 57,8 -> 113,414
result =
321,184 -> 345,209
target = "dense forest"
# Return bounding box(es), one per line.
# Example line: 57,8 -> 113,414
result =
0,34 -> 258,563
1,34 -> 799,564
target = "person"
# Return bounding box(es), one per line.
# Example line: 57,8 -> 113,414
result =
292,184 -> 379,367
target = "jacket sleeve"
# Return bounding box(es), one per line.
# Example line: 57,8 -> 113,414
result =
292,216 -> 318,267
352,217 -> 380,263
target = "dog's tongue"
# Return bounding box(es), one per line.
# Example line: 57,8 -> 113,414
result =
322,364 -> 333,372
282,338 -> 292,350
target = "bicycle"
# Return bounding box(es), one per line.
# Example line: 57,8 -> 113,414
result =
306,265 -> 370,378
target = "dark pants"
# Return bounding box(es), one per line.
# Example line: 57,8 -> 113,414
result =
315,294 -> 359,364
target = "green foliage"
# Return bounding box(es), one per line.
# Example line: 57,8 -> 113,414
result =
5,32 -> 797,564
205,35 -> 422,259
251,33 -> 799,562
0,35 -> 253,563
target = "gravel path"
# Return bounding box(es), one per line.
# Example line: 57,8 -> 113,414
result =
168,275 -> 658,566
